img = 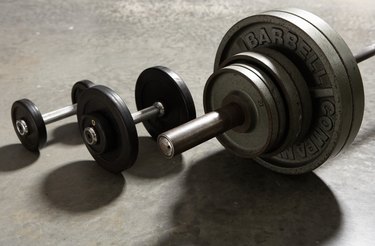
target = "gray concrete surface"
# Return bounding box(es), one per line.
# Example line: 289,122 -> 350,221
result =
0,0 -> 374,245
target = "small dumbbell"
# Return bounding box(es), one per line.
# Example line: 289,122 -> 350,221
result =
11,80 -> 95,151
76,66 -> 196,173
158,8 -> 375,175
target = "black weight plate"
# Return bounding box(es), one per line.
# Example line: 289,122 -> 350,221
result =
233,62 -> 287,151
77,85 -> 138,173
255,48 -> 312,143
11,99 -> 47,151
214,9 -> 356,174
279,8 -> 364,153
135,66 -> 196,139
71,80 -> 95,104
204,64 -> 280,157
220,51 -> 308,155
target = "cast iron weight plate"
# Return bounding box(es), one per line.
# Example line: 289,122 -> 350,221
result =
77,85 -> 138,173
135,66 -> 196,139
219,50 -> 312,156
213,8 -> 364,174
11,99 -> 46,152
204,64 -> 281,157
278,8 -> 364,154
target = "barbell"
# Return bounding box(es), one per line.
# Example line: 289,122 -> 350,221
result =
158,8 -> 375,174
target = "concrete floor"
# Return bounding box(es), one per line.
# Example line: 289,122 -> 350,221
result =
0,0 -> 374,245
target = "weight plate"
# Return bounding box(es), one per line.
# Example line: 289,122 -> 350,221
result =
71,80 -> 95,104
204,64 -> 280,157
229,62 -> 287,151
279,8 -> 364,153
135,66 -> 196,139
214,9 -> 357,174
11,99 -> 47,151
221,51 -> 311,155
255,48 -> 312,142
77,85 -> 138,173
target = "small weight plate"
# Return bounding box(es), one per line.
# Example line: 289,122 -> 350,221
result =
135,66 -> 196,139
71,80 -> 95,104
232,62 -> 287,150
214,9 -> 359,174
11,99 -> 47,151
204,64 -> 280,157
77,85 -> 138,173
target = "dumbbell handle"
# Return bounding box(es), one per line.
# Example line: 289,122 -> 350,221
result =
43,100 -> 163,126
16,103 -> 77,136
158,45 -> 375,158
83,102 -> 164,146
132,102 -> 164,124
43,104 -> 77,125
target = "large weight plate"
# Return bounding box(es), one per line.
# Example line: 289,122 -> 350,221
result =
135,66 -> 196,139
77,85 -> 138,173
214,9 -> 363,174
279,8 -> 364,153
11,99 -> 46,151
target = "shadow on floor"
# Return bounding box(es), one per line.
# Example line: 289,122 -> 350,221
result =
0,144 -> 39,171
47,122 -> 83,147
125,136 -> 183,179
0,123 -> 83,171
41,160 -> 125,213
155,150 -> 342,246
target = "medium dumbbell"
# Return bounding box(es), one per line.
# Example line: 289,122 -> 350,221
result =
158,8 -> 375,174
77,66 -> 196,173
11,80 -> 95,151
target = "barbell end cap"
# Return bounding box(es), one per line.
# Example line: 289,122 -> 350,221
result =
158,135 -> 175,159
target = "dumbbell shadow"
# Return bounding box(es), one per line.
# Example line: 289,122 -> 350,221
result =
47,122 -> 83,147
0,123 -> 87,172
155,150 -> 342,246
41,160 -> 125,213
39,136 -> 182,212
0,144 -> 39,171
125,136 -> 183,179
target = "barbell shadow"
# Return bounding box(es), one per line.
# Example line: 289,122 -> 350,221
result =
125,136 -> 183,179
0,144 -> 39,171
155,150 -> 342,246
41,160 -> 125,213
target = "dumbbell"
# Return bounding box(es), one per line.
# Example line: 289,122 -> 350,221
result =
11,80 -> 95,151
158,8 -> 375,174
76,66 -> 196,173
